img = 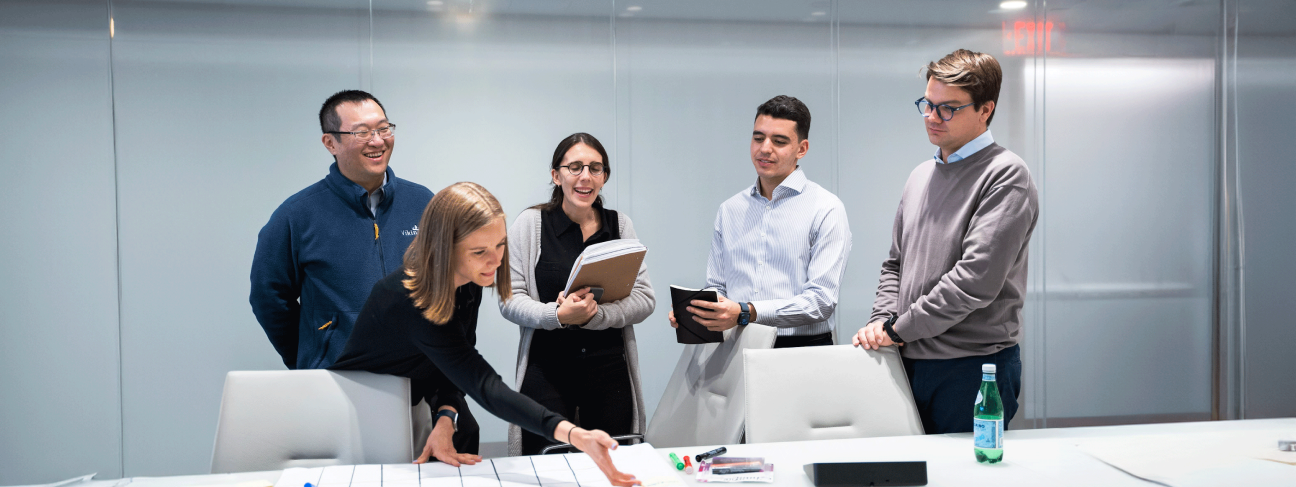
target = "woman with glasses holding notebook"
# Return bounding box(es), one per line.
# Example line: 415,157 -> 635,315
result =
499,133 -> 656,456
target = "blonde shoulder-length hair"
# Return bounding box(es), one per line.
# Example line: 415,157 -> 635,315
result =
402,182 -> 512,324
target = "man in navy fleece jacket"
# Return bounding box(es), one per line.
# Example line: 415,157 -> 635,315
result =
251,90 -> 433,369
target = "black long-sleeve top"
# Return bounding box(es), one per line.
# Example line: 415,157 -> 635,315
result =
331,270 -> 564,441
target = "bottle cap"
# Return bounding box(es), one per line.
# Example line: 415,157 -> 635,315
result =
982,364 -> 996,374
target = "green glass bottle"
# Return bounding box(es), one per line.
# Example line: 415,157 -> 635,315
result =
973,363 -> 1004,464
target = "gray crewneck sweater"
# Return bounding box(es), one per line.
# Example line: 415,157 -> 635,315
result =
869,143 -> 1039,360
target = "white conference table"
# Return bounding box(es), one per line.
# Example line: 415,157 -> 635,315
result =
24,418 -> 1295,487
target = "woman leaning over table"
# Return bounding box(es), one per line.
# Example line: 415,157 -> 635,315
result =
499,133 -> 655,456
330,182 -> 638,486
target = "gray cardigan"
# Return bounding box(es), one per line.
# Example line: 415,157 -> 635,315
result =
499,207 -> 655,456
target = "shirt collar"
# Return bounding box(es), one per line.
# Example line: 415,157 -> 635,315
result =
548,206 -> 610,240
325,163 -> 398,214
934,129 -> 994,164
748,167 -> 808,200
366,173 -> 388,215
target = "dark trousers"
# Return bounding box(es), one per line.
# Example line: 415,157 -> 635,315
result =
519,352 -> 634,455
773,332 -> 834,348
902,344 -> 1021,434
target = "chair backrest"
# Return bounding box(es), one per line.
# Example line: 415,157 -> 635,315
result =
211,370 -> 415,473
743,345 -> 924,444
645,324 -> 778,448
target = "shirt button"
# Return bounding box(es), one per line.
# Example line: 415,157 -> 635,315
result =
766,205 -> 770,210
755,290 -> 760,294
581,348 -> 586,353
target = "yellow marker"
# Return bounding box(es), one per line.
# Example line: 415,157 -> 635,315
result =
374,222 -> 379,240
318,320 -> 332,330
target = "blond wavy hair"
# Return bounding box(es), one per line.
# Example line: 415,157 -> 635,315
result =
402,182 -> 511,324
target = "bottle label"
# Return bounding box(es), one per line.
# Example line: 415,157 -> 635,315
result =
983,373 -> 995,381
973,418 -> 1003,449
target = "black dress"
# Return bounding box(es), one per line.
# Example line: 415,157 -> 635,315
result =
520,206 -> 633,455
332,270 -> 565,452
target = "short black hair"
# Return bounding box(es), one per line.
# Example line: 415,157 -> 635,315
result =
319,90 -> 386,137
755,95 -> 811,141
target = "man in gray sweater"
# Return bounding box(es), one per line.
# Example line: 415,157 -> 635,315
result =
854,49 -> 1038,434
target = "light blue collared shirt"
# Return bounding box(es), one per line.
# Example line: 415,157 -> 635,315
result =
705,168 -> 853,337
935,129 -> 994,164
366,173 -> 389,217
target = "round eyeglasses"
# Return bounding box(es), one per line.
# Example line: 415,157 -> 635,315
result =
563,162 -> 605,176
914,98 -> 974,122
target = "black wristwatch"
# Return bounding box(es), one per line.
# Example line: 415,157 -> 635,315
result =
435,409 -> 459,432
737,301 -> 751,326
882,313 -> 904,345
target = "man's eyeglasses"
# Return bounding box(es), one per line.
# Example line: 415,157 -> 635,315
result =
327,123 -> 396,141
562,162 -> 606,176
914,98 -> 974,122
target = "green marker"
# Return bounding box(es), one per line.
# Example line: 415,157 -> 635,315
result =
669,452 -> 684,470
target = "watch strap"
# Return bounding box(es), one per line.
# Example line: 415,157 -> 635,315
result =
737,301 -> 750,326
882,313 -> 904,345
435,409 -> 458,432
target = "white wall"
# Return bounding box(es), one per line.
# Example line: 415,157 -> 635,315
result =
0,1 -> 123,481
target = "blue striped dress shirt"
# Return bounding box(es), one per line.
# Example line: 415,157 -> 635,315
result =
705,169 -> 852,337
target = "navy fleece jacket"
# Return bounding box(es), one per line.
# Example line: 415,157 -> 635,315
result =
250,162 -> 433,369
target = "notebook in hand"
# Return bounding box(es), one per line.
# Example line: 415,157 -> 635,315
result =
562,239 -> 648,304
671,285 -> 724,344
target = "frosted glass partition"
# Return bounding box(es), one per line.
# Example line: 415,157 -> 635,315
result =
6,0 -> 1296,483
614,1 -> 837,424
1038,0 -> 1217,426
370,0 -> 617,443
109,0 -> 372,476
1235,0 -> 1296,419
834,0 -> 1043,426
0,1 -> 122,484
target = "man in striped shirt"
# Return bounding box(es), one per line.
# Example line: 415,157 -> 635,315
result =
670,95 -> 852,348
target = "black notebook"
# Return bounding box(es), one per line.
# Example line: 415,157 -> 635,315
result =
670,285 -> 724,344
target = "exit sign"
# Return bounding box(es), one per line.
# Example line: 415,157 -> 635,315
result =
1003,21 -> 1065,55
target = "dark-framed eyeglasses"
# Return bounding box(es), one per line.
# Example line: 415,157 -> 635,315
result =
563,162 -> 606,176
327,123 -> 396,141
914,98 -> 974,122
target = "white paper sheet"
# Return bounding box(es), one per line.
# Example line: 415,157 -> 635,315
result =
1077,430 -> 1296,487
270,443 -> 683,487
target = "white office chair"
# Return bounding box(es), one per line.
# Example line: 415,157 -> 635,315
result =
211,370 -> 416,473
645,323 -> 778,448
742,345 -> 924,444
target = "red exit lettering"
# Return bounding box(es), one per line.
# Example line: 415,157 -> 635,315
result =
1002,21 -> 1064,55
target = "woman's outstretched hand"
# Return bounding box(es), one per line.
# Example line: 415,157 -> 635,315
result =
560,423 -> 641,487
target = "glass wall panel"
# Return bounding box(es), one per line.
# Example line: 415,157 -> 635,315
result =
1235,0 -> 1296,419
1040,0 -> 1217,426
0,1 -> 121,483
371,0 -> 616,444
615,1 -> 836,420
836,0 -> 1044,426
10,0 -> 1288,480
110,0 -> 371,475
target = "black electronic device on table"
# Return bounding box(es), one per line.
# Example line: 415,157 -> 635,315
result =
803,462 -> 928,487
